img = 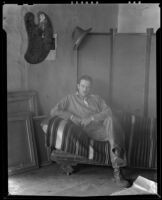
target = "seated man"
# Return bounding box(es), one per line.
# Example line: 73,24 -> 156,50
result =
48,74 -> 130,187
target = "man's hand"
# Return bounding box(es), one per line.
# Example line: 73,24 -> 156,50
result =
80,116 -> 94,127
42,124 -> 48,133
70,115 -> 82,126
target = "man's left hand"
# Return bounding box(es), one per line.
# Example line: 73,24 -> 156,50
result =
81,117 -> 93,127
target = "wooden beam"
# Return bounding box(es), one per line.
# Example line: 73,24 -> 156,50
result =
88,32 -> 111,35
74,49 -> 78,84
109,28 -> 117,106
144,28 -> 154,117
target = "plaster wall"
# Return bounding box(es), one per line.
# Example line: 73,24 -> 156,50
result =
4,4 -> 119,114
4,4 -> 159,116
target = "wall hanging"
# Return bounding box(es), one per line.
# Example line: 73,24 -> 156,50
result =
72,26 -> 92,49
24,11 -> 54,64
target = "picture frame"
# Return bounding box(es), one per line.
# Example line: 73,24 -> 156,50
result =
32,115 -> 52,167
8,112 -> 39,175
7,90 -> 38,116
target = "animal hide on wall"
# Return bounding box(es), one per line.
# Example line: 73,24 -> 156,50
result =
24,11 -> 53,64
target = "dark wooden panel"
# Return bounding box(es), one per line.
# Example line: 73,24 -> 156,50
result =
78,34 -> 111,104
32,116 -> 52,166
8,112 -> 39,175
7,91 -> 38,116
112,35 -> 146,116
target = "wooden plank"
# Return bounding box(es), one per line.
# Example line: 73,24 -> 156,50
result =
148,35 -> 156,118
128,115 -> 135,166
8,112 -> 39,175
32,115 -> 52,167
88,32 -> 111,35
117,33 -> 147,36
109,28 -> 117,106
88,33 -> 154,36
74,49 -> 79,82
7,90 -> 38,116
144,28 -> 154,117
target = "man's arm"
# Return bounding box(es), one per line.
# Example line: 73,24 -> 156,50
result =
50,95 -> 81,125
81,96 -> 112,127
92,96 -> 112,122
50,95 -> 72,119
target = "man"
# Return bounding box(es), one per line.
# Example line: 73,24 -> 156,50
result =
49,75 -> 130,187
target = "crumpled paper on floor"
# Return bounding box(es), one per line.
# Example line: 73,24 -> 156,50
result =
111,175 -> 157,195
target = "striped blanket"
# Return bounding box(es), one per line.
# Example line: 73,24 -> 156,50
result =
41,110 -> 157,169
42,116 -> 112,165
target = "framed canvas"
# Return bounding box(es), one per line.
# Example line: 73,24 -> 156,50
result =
7,91 -> 38,116
32,115 -> 52,167
8,112 -> 39,175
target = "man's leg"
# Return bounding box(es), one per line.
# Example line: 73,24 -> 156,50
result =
110,147 -> 130,187
104,116 -> 130,187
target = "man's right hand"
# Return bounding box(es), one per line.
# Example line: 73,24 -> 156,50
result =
80,117 -> 93,127
42,124 -> 48,133
70,115 -> 81,126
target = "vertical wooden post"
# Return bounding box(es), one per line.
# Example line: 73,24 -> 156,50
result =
149,117 -> 154,168
74,48 -> 78,84
128,115 -> 135,166
109,28 -> 117,106
144,28 -> 153,117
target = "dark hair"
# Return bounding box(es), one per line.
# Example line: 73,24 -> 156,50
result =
77,75 -> 93,85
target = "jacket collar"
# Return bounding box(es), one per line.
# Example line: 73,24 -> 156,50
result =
76,91 -> 90,101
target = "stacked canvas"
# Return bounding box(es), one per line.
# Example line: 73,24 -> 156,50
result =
115,111 -> 157,169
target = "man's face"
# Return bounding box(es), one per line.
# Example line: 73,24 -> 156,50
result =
77,79 -> 92,98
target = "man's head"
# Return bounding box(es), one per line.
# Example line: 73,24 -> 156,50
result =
77,75 -> 93,98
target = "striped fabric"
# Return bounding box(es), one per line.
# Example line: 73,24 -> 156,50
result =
45,116 -> 111,165
43,112 -> 157,169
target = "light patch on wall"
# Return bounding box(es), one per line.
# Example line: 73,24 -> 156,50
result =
46,33 -> 57,61
118,3 -> 160,33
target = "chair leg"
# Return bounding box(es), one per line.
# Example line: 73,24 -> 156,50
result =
50,150 -> 78,175
59,163 -> 74,175
54,159 -> 77,175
